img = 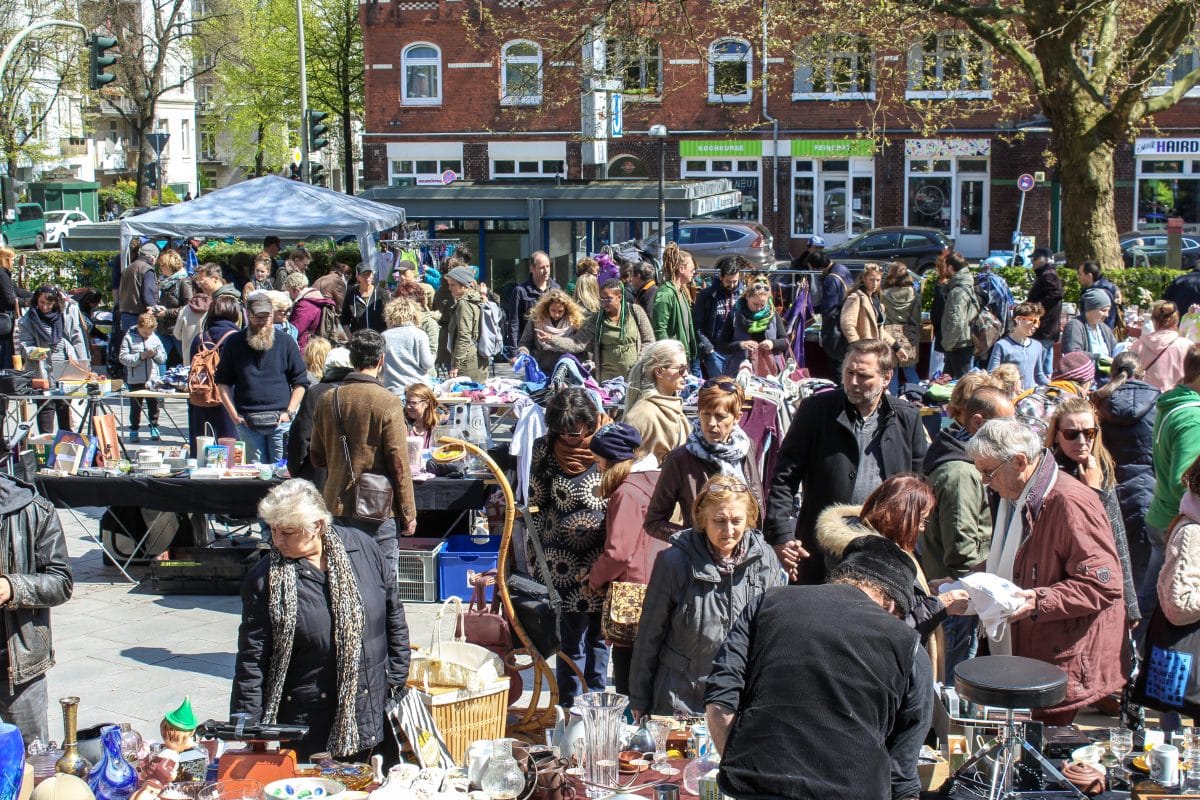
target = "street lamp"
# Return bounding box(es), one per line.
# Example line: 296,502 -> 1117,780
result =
649,124 -> 669,265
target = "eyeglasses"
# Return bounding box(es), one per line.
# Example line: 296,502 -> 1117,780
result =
1016,316 -> 1041,325
699,478 -> 752,497
701,379 -> 738,393
1059,427 -> 1098,442
558,428 -> 593,441
249,312 -> 272,321
599,295 -> 620,304
660,363 -> 689,375
980,457 -> 1012,484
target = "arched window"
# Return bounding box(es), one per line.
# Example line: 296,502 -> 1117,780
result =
402,43 -> 441,106
501,40 -> 543,106
708,38 -> 752,103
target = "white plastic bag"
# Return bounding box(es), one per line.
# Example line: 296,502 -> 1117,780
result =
944,572 -> 1027,644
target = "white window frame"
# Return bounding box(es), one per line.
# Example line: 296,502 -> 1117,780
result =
906,31 -> 992,100
401,42 -> 442,106
1149,43 -> 1200,98
790,158 -> 876,239
708,38 -> 752,104
490,159 -> 566,179
606,37 -> 662,100
501,40 -> 543,106
389,157 -> 463,186
181,118 -> 191,156
793,34 -> 875,100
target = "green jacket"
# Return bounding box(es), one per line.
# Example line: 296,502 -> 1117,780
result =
941,268 -> 976,351
1148,385 -> 1200,534
440,290 -> 486,382
922,458 -> 991,580
652,281 -> 697,361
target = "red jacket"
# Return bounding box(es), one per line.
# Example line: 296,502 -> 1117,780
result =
291,288 -> 336,350
588,467 -> 668,590
1010,455 -> 1126,715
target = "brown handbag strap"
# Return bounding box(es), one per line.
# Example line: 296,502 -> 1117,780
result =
332,387 -> 357,488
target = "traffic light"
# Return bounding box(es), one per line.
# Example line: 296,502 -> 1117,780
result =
288,163 -> 300,180
88,34 -> 118,90
309,162 -> 325,185
307,110 -> 329,152
143,162 -> 158,190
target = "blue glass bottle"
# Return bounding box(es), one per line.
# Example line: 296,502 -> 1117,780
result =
87,725 -> 138,800
0,722 -> 24,800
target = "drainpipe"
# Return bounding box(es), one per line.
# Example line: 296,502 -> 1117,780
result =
761,0 -> 779,237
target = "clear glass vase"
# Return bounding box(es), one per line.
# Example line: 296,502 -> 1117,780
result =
479,738 -> 525,800
575,691 -> 628,798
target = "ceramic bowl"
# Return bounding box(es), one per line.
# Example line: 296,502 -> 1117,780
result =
618,750 -> 648,774
1070,744 -> 1104,765
262,778 -> 346,800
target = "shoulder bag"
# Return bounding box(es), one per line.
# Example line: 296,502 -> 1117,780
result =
333,386 -> 394,523
602,581 -> 647,647
1131,605 -> 1200,719
506,507 -> 562,659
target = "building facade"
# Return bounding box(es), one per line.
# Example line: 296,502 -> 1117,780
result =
359,1 -> 1200,265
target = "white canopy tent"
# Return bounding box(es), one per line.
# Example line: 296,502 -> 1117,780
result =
118,175 -> 406,267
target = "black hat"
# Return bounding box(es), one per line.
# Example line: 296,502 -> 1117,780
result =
836,536 -> 917,617
1031,246 -> 1052,261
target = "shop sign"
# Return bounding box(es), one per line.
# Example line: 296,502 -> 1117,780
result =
1135,138 -> 1200,155
790,139 -> 875,158
904,138 -> 991,158
415,170 -> 457,186
680,140 -> 763,158
692,191 -> 742,216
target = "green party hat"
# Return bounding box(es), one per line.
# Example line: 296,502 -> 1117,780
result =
164,696 -> 199,730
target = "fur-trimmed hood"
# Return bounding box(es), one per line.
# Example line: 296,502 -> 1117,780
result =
815,503 -> 879,559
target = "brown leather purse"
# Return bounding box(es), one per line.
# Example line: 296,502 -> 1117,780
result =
333,387 -> 394,522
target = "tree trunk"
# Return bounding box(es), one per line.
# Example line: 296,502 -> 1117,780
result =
1054,138 -> 1124,269
255,122 -> 266,177
136,137 -> 152,206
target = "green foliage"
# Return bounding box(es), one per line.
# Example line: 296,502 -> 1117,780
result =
100,181 -> 137,211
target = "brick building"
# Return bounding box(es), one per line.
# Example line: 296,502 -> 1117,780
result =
360,1 -> 1200,275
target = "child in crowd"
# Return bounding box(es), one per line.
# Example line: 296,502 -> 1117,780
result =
119,310 -> 167,441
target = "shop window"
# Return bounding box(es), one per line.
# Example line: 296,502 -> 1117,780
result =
708,39 -> 752,103
606,37 -> 661,98
390,157 -> 461,186
793,34 -> 875,99
491,159 -> 565,179
1151,42 -> 1200,95
402,43 -> 441,106
501,41 -> 543,106
906,31 -> 991,99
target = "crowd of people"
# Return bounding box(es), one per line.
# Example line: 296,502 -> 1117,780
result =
8,229 -> 1200,798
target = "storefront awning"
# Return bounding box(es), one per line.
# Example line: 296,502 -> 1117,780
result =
360,178 -> 740,221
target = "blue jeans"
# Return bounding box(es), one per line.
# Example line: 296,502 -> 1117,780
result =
1035,338 -> 1055,376
237,418 -> 292,464
702,350 -> 730,380
159,333 -> 181,371
941,613 -> 979,680
557,611 -> 609,707
1136,535 -> 1166,633
889,365 -> 920,395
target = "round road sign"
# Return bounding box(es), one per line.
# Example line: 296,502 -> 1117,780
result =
1017,173 -> 1036,192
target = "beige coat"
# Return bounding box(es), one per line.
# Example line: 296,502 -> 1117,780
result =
624,390 -> 690,466
840,289 -> 896,347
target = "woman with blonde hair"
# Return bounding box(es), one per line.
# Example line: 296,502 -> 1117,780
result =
728,282 -> 787,376
0,245 -> 25,368
624,339 -> 690,464
303,336 -> 332,386
382,296 -> 434,392
393,280 -> 440,349
630,476 -> 785,717
515,289 -> 589,376
586,422 -> 666,695
573,272 -> 601,314
244,252 -> 275,299
652,242 -> 698,367
1045,396 -> 1140,624
840,263 -> 904,358
1130,300 -> 1193,390
645,377 -> 763,539
156,249 -> 193,367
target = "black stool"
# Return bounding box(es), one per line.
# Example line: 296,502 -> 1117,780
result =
948,655 -> 1083,799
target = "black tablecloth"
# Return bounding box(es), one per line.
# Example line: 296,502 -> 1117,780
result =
35,475 -> 487,517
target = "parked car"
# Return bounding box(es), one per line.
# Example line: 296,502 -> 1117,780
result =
43,210 -> 92,246
0,202 -> 46,250
117,207 -> 152,219
1120,231 -> 1200,268
823,226 -> 952,273
636,219 -> 777,269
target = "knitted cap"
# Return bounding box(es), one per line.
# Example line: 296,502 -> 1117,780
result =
164,696 -> 198,730
589,422 -> 642,463
835,536 -> 917,617
1081,288 -> 1111,312
1052,351 -> 1095,385
139,243 -> 160,263
446,266 -> 476,286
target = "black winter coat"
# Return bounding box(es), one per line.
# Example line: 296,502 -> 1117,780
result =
230,527 -> 410,758
341,285 -> 390,334
764,389 -> 928,584
1165,269 -> 1200,317
1096,378 -> 1159,545
1027,263 -> 1064,342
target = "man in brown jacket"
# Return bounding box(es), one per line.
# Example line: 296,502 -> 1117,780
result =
309,329 -> 417,582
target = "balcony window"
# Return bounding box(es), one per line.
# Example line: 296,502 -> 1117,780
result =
794,34 -> 875,99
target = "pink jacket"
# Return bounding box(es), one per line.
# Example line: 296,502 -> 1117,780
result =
1130,328 -> 1192,391
588,464 -> 668,590
290,288 -> 336,350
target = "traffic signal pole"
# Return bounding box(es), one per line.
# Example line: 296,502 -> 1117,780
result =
0,21 -> 90,102
296,0 -> 310,183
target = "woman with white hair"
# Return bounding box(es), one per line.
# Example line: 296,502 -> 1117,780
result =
965,418 -> 1125,725
231,479 -> 409,760
624,339 -> 690,465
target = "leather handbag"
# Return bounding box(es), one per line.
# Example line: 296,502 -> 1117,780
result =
244,409 -> 282,428
456,570 -> 513,657
601,581 -> 647,646
333,387 -> 394,523
506,508 -> 562,659
0,312 -> 13,338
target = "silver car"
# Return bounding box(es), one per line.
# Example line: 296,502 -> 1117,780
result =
638,219 -> 776,269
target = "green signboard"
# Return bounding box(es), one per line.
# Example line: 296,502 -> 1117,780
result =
790,139 -> 876,158
680,140 -> 763,158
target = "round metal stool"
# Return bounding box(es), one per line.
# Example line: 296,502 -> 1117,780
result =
948,656 -> 1083,799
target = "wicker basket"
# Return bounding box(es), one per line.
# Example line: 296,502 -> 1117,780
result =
409,677 -> 509,764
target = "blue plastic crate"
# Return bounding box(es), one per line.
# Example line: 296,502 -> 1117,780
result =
437,534 -> 501,601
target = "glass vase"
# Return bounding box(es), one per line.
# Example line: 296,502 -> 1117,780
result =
479,738 -> 525,800
575,691 -> 628,798
88,724 -> 138,800
0,722 -> 25,800
55,697 -> 90,779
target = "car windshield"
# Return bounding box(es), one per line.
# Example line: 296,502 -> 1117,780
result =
45,212 -> 68,223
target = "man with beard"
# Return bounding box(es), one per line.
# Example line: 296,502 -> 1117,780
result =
764,339 -> 928,584
215,294 -> 308,464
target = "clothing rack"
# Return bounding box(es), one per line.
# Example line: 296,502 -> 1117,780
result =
376,237 -> 466,273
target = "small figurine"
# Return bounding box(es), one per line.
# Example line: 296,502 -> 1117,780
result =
159,699 -> 198,754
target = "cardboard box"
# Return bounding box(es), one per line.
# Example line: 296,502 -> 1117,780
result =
918,755 -> 950,791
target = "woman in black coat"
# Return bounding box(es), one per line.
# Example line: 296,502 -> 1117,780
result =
0,246 -> 31,369
231,479 -> 410,761
1094,351 -> 1160,588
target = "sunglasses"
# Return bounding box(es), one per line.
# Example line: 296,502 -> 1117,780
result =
980,457 -> 1012,484
1059,427 -> 1098,442
558,428 -> 593,441
699,478 -> 752,497
702,379 -> 738,393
